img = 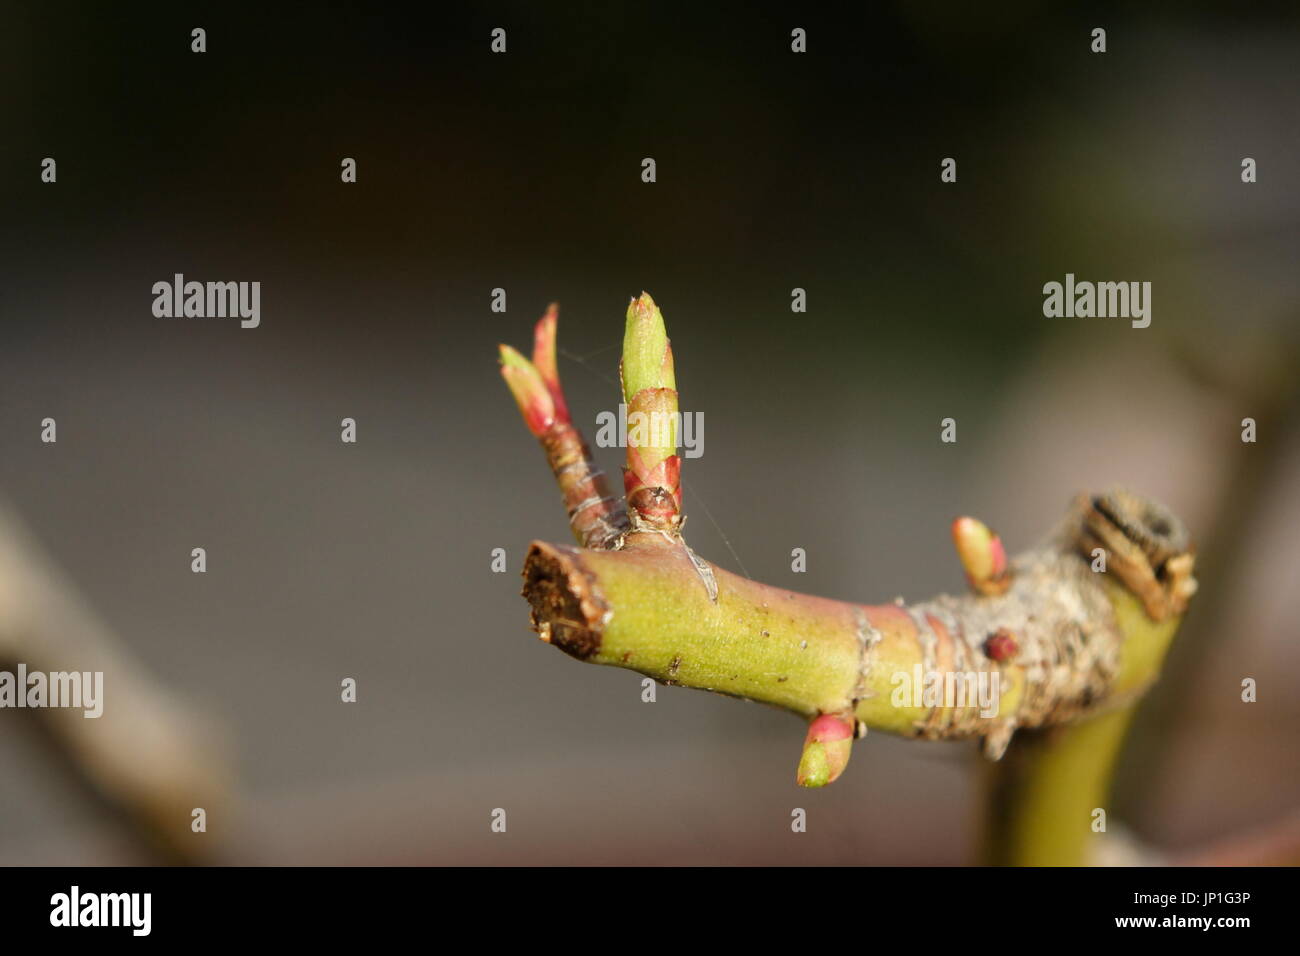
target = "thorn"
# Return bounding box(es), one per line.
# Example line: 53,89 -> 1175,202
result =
982,721 -> 1015,761
951,516 -> 1011,596
796,713 -> 854,788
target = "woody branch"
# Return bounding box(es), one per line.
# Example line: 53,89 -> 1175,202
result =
498,294 -> 1197,804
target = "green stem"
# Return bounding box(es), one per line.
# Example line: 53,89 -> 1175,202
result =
522,527 -> 1180,757
985,581 -> 1183,865
986,708 -> 1136,865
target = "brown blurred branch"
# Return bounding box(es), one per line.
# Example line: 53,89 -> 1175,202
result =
0,501 -> 230,862
1173,809 -> 1300,867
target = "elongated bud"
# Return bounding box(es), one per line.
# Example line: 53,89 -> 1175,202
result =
951,516 -> 1010,596
621,293 -> 675,402
531,303 -> 570,424
499,344 -> 556,437
498,309 -> 630,548
620,293 -> 682,532
796,713 -> 854,788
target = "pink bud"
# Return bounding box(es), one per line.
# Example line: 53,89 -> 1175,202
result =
984,629 -> 1019,662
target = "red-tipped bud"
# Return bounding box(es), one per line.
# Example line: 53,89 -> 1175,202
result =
951,516 -> 1011,596
499,344 -> 556,437
796,713 -> 854,788
983,628 -> 1019,662
531,303 -> 570,424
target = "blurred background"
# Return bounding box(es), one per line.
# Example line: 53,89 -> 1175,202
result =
0,2 -> 1296,864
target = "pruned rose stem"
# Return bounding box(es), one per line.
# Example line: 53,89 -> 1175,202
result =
500,294 -> 1197,864
523,499 -> 1185,759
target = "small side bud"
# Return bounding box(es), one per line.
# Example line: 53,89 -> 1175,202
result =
531,303 -> 570,424
796,713 -> 854,788
983,628 -> 1019,662
951,516 -> 1010,596
499,344 -> 556,437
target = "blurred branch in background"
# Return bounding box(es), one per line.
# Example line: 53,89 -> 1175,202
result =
1124,326 -> 1300,800
1173,808 -> 1300,867
0,500 -> 231,863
